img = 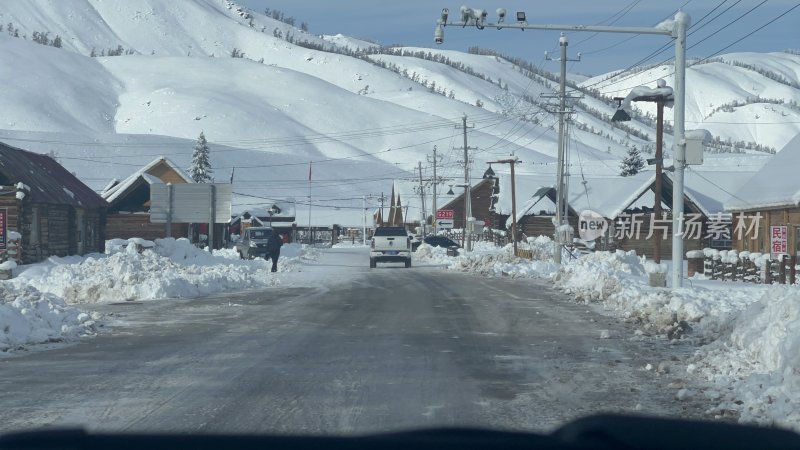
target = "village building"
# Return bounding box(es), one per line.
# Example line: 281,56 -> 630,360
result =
0,141 -> 107,263
101,157 -> 193,241
726,133 -> 800,260
493,169 -> 744,260
434,167 -> 499,234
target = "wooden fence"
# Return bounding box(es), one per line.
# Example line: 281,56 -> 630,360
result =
699,250 -> 797,284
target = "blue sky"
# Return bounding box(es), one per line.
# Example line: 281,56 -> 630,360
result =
237,0 -> 798,76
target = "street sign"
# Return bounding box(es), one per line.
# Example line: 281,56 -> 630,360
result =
436,209 -> 454,220
770,225 -> 788,259
437,219 -> 454,229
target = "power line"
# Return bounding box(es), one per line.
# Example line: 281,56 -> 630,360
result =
576,0 -> 750,94
588,0 -> 779,96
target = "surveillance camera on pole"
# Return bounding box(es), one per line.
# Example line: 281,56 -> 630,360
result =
460,6 -> 473,23
435,8 -> 448,44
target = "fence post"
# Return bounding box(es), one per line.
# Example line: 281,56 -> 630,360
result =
764,260 -> 772,284
780,255 -> 787,284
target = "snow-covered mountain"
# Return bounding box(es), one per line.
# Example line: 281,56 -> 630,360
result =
0,0 -> 797,225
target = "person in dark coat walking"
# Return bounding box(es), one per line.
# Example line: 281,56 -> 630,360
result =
267,231 -> 283,272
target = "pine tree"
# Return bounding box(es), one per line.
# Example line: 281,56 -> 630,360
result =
619,145 -> 645,176
189,132 -> 213,183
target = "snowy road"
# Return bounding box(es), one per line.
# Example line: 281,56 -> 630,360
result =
0,247 -> 710,434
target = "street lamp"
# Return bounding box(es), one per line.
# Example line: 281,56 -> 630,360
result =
268,204 -> 279,227
613,79 -> 674,264
433,6 -> 691,289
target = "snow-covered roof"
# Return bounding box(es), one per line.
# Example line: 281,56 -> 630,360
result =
233,200 -> 297,221
0,141 -> 107,208
498,171 -> 657,221
726,133 -> 800,211
496,165 -> 751,223
102,157 -> 192,204
681,170 -> 746,215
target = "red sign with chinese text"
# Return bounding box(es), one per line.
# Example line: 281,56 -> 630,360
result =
436,209 -> 454,220
770,225 -> 788,259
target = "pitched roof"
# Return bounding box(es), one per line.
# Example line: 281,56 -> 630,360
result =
681,170 -> 746,216
0,141 -> 107,208
499,172 -> 657,221
725,132 -> 800,211
503,170 -> 721,227
102,157 -> 192,205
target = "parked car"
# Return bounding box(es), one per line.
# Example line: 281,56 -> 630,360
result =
423,235 -> 460,250
235,227 -> 275,259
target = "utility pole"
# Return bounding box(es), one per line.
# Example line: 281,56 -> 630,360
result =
428,145 -> 441,233
654,98 -> 665,263
307,161 -> 312,246
417,161 -> 427,236
380,191 -> 385,226
456,114 -> 476,251
612,79 -> 672,264
544,33 -> 580,264
363,195 -> 367,245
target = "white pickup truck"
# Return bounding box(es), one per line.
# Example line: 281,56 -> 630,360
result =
370,227 -> 411,268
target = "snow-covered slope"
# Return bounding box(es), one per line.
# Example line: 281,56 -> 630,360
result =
582,52 -> 800,152
0,0 -> 795,225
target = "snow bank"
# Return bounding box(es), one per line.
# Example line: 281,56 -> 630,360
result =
693,287 -> 800,428
552,250 -> 760,339
550,249 -> 800,428
12,238 -> 316,304
555,250 -> 646,302
413,237 -> 557,278
0,284 -> 99,353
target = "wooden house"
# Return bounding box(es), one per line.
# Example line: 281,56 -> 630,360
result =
102,157 -> 192,241
437,177 -> 498,230
0,142 -> 107,263
495,169 -> 739,260
726,133 -> 800,259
